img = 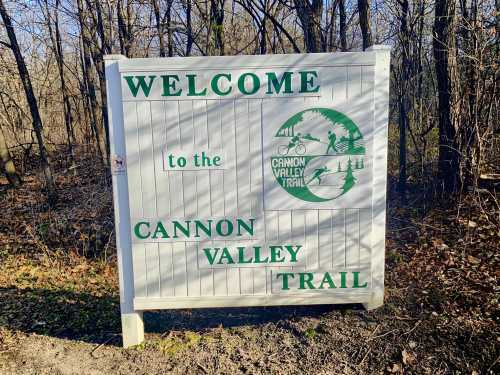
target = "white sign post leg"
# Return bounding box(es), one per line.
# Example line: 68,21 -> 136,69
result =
363,45 -> 391,310
105,55 -> 145,347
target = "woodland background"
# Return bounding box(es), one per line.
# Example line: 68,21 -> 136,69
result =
0,0 -> 498,374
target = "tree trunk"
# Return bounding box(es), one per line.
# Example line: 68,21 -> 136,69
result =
0,126 -> 21,187
0,0 -> 57,204
260,0 -> 268,54
357,0 -> 373,50
186,0 -> 193,56
339,0 -> 347,51
460,0 -> 479,187
117,0 -> 133,57
167,0 -> 173,57
433,0 -> 460,193
398,0 -> 410,203
77,0 -> 104,163
44,0 -> 76,170
327,1 -> 336,51
152,0 -> 166,57
293,0 -> 323,53
496,0 -> 500,54
93,56 -> 110,164
210,0 -> 225,55
90,0 -> 111,163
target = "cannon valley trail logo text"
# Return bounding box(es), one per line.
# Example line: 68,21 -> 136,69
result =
271,108 -> 366,202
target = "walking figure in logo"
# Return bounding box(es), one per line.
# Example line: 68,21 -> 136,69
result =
307,166 -> 330,185
326,130 -> 338,154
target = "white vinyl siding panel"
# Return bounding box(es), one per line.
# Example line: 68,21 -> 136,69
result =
116,51 -> 387,304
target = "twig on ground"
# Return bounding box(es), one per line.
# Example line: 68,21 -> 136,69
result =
487,355 -> 499,372
358,347 -> 372,366
366,324 -> 380,341
196,361 -> 209,373
367,329 -> 398,342
403,320 -> 422,336
91,334 -> 120,358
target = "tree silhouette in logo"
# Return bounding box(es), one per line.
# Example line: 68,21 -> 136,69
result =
341,159 -> 357,194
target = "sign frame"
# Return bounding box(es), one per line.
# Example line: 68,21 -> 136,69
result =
105,46 -> 391,348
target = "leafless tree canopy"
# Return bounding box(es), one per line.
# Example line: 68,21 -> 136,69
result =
0,0 -> 498,207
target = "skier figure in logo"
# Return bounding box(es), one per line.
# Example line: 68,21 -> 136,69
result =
326,130 -> 338,154
307,166 -> 330,185
286,132 -> 302,152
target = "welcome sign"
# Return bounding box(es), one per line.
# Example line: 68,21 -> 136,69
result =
105,47 -> 391,347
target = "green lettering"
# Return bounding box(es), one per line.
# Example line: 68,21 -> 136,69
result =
236,218 -> 255,236
237,73 -> 260,95
276,272 -> 295,290
284,245 -> 301,262
124,75 -> 156,97
211,73 -> 232,96
194,220 -> 212,237
216,219 -> 233,236
161,75 -> 182,96
152,222 -> 170,239
299,272 -> 316,289
186,74 -> 207,96
352,272 -> 368,288
319,272 -> 336,289
254,246 -> 269,263
218,247 -> 234,264
173,220 -> 190,238
237,247 -> 253,264
266,72 -> 293,94
134,221 -> 151,239
270,246 -> 285,262
203,248 -> 220,265
340,271 -> 347,288
299,71 -> 320,93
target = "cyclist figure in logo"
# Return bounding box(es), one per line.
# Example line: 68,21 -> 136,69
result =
287,132 -> 302,153
307,166 -> 330,185
326,130 -> 338,154
278,132 -> 306,155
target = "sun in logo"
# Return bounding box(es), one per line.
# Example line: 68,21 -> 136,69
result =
270,108 -> 366,202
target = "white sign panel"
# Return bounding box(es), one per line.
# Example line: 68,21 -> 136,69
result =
105,47 -> 391,347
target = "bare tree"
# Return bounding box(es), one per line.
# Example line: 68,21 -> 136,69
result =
186,0 -> 193,55
152,0 -> 174,57
293,0 -> 323,52
210,0 -> 225,55
42,0 -> 76,171
339,0 -> 347,51
397,0 -> 410,203
0,0 -> 57,204
117,0 -> 134,57
433,0 -> 460,192
358,0 -> 373,50
76,0 -> 104,162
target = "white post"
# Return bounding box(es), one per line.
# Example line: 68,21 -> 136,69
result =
105,55 -> 144,347
364,45 -> 391,310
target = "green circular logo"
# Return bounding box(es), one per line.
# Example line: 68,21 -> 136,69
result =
271,108 -> 365,202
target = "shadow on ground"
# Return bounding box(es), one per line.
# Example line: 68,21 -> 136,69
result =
0,286 -> 364,346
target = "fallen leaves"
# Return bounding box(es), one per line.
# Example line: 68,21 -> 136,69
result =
402,349 -> 415,365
